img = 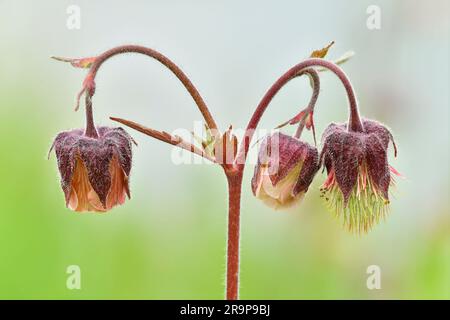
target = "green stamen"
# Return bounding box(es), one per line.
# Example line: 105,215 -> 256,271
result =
321,166 -> 391,234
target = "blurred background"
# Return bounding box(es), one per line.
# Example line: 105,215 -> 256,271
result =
0,0 -> 448,299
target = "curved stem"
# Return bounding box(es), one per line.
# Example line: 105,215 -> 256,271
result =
294,68 -> 320,140
235,58 -> 363,169
87,45 -> 219,131
84,95 -> 98,138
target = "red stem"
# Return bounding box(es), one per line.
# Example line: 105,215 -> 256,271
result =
294,68 -> 320,140
88,45 -> 219,131
235,58 -> 363,169
225,172 -> 243,300
84,95 -> 98,138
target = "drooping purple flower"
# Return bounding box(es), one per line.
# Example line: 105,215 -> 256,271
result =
50,126 -> 133,212
251,132 -> 319,209
320,118 -> 400,233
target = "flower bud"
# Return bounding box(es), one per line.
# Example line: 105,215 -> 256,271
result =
320,118 -> 400,233
50,127 -> 133,212
251,133 -> 319,209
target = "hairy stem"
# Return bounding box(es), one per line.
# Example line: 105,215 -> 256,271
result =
225,172 -> 243,300
294,68 -> 320,140
84,95 -> 98,138
235,58 -> 363,169
88,45 -> 218,131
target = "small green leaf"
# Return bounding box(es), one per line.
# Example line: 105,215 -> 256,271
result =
51,56 -> 97,69
334,50 -> 355,65
316,51 -> 355,72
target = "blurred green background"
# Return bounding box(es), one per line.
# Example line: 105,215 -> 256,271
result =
0,0 -> 448,299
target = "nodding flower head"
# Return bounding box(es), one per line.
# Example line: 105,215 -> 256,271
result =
251,132 -> 319,209
319,118 -> 400,233
50,127 -> 133,212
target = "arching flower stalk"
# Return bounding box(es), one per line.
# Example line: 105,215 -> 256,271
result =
50,42 -> 400,299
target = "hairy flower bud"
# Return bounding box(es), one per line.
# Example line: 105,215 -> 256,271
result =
50,127 -> 133,212
251,133 -> 319,209
320,118 -> 400,233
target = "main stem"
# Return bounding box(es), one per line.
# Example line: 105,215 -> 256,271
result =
226,172 -> 243,300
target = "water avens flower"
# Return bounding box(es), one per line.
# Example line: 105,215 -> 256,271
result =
49,68 -> 134,213
251,133 -> 319,209
319,118 -> 400,233
50,126 -> 133,212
